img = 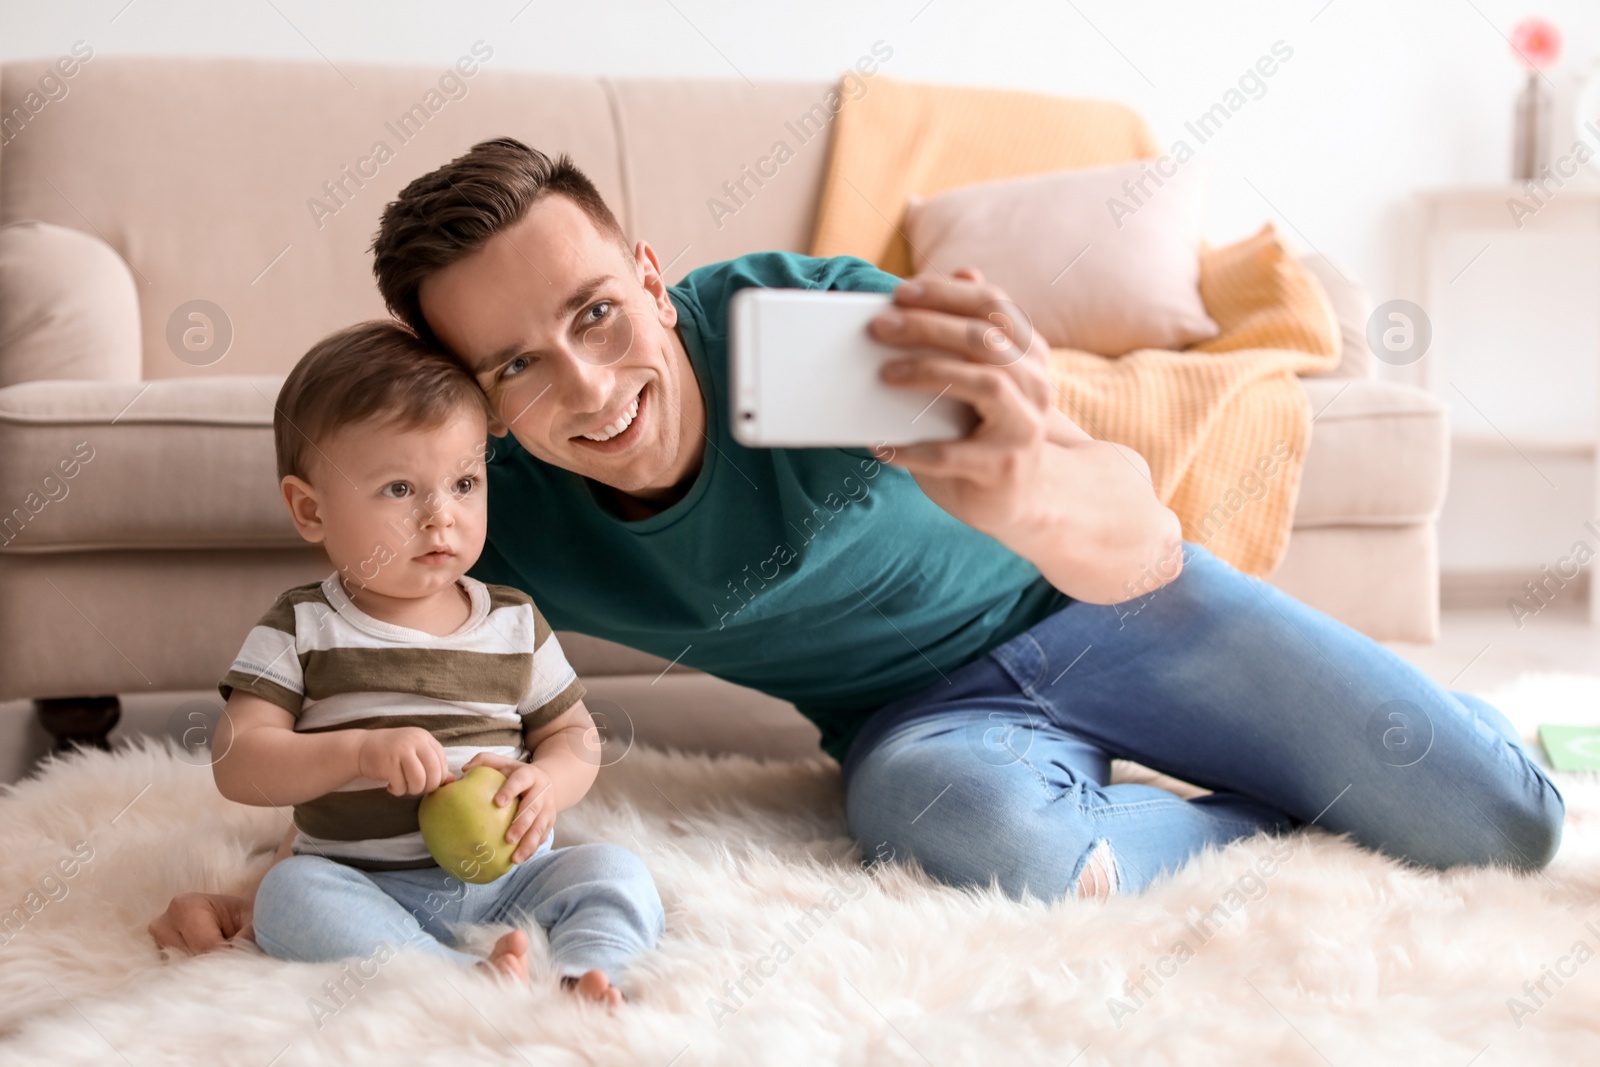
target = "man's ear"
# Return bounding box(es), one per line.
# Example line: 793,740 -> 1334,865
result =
633,239 -> 678,328
280,475 -> 328,543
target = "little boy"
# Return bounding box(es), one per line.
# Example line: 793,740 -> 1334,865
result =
212,321 -> 664,1005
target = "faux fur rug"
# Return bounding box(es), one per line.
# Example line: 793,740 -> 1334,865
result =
4,674 -> 1600,1065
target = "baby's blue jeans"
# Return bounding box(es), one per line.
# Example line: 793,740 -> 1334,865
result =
842,542 -> 1566,901
252,830 -> 665,985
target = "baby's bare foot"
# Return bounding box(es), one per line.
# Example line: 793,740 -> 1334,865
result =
479,929 -> 530,987
562,968 -> 624,1007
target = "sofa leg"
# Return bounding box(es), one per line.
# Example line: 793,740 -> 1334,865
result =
35,696 -> 121,755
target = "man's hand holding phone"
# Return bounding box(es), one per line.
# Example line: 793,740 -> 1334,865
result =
867,267 -> 1067,537
868,267 -> 1183,604
730,265 -> 1183,604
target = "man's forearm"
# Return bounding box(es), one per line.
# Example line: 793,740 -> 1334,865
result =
1004,437 -> 1185,605
214,728 -> 365,807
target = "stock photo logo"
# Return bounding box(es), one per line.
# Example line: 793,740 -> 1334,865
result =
1105,837 -> 1297,1029
0,39 -> 92,146
1367,700 -> 1433,768
307,41 -> 494,230
705,40 -> 892,230
164,699 -> 232,768
1506,918 -> 1600,1030
1365,299 -> 1431,367
1507,529 -> 1600,628
963,710 -> 1038,767
0,440 -> 95,548
165,299 -> 233,367
964,296 -> 1035,368
569,698 -> 635,768
704,868 -> 872,1029
1104,39 -> 1294,230
577,305 -> 636,367
0,840 -> 96,949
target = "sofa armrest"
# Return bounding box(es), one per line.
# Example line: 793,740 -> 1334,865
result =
0,221 -> 142,389
1299,253 -> 1374,380
0,376 -> 295,551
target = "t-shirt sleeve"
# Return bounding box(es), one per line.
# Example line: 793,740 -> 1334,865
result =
217,593 -> 305,717
519,603 -> 586,733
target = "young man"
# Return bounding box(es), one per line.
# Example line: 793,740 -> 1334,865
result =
152,139 -> 1562,955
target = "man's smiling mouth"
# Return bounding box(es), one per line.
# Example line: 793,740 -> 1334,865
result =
575,386 -> 644,445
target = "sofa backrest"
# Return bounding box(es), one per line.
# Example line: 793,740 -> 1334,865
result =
0,54 -> 837,381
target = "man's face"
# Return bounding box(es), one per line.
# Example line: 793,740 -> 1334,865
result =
418,195 -> 699,499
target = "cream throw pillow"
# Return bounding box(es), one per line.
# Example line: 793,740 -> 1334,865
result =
903,160 -> 1220,356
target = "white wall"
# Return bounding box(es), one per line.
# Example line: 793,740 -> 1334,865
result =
7,0 -> 1600,302
5,0 -> 1598,574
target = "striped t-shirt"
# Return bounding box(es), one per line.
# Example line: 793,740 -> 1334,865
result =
217,572 -> 585,872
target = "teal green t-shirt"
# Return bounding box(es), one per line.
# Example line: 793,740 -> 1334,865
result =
469,251 -> 1069,762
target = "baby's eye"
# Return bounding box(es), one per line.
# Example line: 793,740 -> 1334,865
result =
381,481 -> 412,499
500,355 -> 530,381
453,475 -> 479,496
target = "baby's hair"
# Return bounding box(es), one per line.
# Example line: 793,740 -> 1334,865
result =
274,320 -> 492,483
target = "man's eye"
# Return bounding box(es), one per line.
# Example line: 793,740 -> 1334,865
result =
382,482 -> 412,499
500,356 -> 530,381
586,301 -> 611,323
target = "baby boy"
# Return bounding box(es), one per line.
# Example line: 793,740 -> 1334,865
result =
212,321 -> 664,1005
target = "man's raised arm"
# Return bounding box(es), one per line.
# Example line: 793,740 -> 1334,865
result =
867,268 -> 1184,604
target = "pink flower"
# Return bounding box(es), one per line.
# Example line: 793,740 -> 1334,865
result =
1511,17 -> 1562,71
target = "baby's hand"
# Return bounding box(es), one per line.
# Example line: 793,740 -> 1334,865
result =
357,727 -> 453,797
463,752 -> 556,863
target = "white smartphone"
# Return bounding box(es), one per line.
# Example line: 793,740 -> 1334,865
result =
728,288 -> 976,448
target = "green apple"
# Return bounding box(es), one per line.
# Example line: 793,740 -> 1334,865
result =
417,766 -> 517,884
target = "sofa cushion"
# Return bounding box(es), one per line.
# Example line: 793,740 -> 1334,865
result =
1299,253 -> 1374,379
902,161 -> 1219,355
1267,522 -> 1438,642
1294,377 -> 1448,528
1194,223 -> 1340,360
0,221 -> 141,389
0,377 -> 293,552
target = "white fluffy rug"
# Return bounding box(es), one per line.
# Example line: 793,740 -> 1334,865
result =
4,673 -> 1600,1065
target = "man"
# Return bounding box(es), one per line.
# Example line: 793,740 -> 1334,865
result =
152,138 -> 1562,953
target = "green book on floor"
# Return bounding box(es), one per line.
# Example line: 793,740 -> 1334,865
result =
1538,724 -> 1600,772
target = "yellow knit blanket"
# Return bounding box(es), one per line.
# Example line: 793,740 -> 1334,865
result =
809,77 -> 1341,577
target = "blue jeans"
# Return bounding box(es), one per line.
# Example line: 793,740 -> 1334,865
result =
841,542 -> 1565,901
252,830 -> 665,985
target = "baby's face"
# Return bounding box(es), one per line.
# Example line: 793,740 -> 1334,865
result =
299,406 -> 490,600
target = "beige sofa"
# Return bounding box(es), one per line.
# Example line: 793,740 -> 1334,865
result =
0,56 -> 1448,753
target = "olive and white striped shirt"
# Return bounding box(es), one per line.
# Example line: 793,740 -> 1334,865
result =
218,572 -> 584,871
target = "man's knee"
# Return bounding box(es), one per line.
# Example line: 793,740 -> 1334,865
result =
1501,785 -> 1565,872
1385,776 -> 1565,875
1446,762 -> 1565,873
846,741 -> 1100,900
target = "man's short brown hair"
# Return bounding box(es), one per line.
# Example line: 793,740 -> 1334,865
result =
370,138 -> 628,344
274,320 -> 492,483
